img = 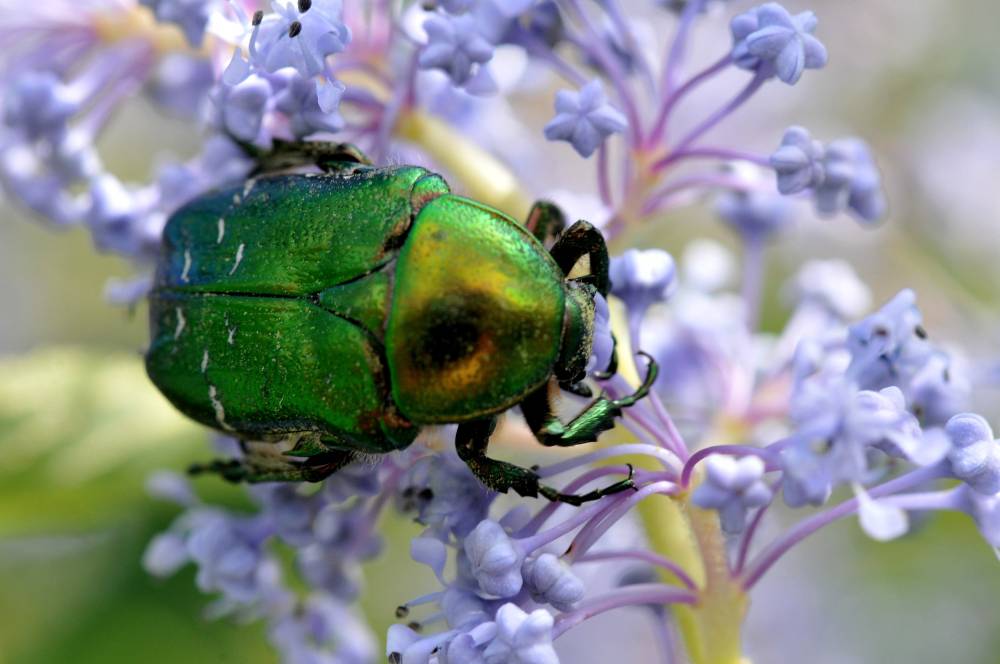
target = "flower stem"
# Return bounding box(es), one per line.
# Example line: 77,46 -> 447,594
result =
741,463 -> 950,589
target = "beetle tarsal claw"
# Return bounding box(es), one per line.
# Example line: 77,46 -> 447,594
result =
610,352 -> 659,409
539,464 -> 637,506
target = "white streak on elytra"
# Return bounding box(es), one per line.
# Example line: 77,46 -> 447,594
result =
201,349 -> 209,373
173,307 -> 186,339
227,327 -> 237,345
229,243 -> 245,275
208,385 -> 234,431
232,193 -> 241,205
217,218 -> 225,243
242,178 -> 256,199
180,249 -> 192,282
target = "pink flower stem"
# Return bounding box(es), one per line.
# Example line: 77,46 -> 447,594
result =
659,0 -> 707,95
575,549 -> 697,591
652,146 -> 771,173
597,143 -> 613,207
519,493 -> 630,553
559,0 -> 643,146
554,584 -> 698,638
519,466 -> 631,536
641,172 -> 761,216
734,481 -> 779,574
672,71 -> 768,154
649,53 -> 731,147
741,463 -> 950,589
742,234 -> 766,332
566,481 -> 678,559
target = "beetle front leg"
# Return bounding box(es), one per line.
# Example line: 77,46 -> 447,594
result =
548,220 -> 611,296
454,418 -> 634,506
522,354 -> 659,448
524,200 -> 566,246
189,448 -> 355,483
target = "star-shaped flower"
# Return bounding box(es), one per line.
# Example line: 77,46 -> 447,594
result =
732,3 -> 828,85
543,79 -> 627,158
770,125 -> 825,194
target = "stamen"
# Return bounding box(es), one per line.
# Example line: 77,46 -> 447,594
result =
298,0 -> 312,12
251,10 -> 263,26
288,20 -> 302,38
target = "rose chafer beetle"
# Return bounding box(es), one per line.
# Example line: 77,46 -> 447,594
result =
146,142 -> 656,505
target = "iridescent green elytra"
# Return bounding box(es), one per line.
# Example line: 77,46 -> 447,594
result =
146,145 -> 656,504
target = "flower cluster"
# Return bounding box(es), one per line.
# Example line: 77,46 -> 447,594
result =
6,1 -> 998,663
144,457 -> 385,663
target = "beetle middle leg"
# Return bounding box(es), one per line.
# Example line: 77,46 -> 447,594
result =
454,418 -> 635,506
521,353 -> 659,448
189,447 -> 355,483
548,220 -> 611,296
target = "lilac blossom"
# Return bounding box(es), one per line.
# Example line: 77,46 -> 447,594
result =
814,138 -> 887,222
770,125 -> 824,194
543,80 -> 627,158
483,604 -> 559,664
715,189 -> 793,239
731,3 -> 827,85
692,455 -> 772,534
419,13 -> 495,86
249,0 -> 352,80
947,413 -> 1000,495
609,248 -> 677,323
140,0 -> 214,47
521,553 -> 585,611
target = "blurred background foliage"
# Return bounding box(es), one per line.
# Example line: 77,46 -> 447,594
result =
2,0 -> 1000,662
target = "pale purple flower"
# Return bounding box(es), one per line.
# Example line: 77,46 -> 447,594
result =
855,487 -> 909,541
609,248 -> 678,319
482,604 -> 558,664
419,13 -> 495,86
959,486 -> 1000,548
186,513 -> 273,603
770,125 -> 825,194
140,0 -> 215,47
732,3 -> 828,85
521,553 -> 585,611
947,413 -> 1000,495
692,455 -> 772,534
271,69 -> 345,137
250,0 -> 351,79
396,451 -> 495,539
814,138 -> 887,222
143,531 -> 190,577
786,259 -> 871,320
715,190 -> 793,239
543,80 -> 627,158
3,71 -> 77,141
782,377 -> 934,507
464,520 -> 523,598
146,54 -> 215,119
214,74 -> 274,144
85,174 -> 160,257
846,289 -> 925,388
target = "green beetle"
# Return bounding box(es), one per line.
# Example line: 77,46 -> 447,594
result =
146,142 -> 655,505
